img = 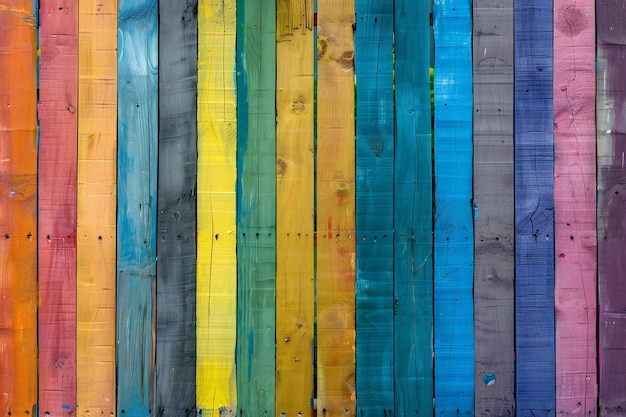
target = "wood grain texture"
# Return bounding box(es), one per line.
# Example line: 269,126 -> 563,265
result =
354,0 -> 394,415
472,1 -> 515,415
433,0 -> 474,414
393,0 -> 434,415
77,0 -> 117,413
316,1 -> 356,415
275,0 -> 315,415
38,1 -> 79,415
117,0 -> 158,415
597,2 -> 626,416
514,1 -> 555,415
197,1 -> 238,415
0,2 -> 38,415
553,1 -> 597,415
235,0 -> 277,415
156,1 -> 198,414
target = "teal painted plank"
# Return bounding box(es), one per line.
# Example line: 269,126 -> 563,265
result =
235,0 -> 276,415
433,0 -> 474,414
393,0 -> 434,416
354,0 -> 394,415
117,0 -> 158,415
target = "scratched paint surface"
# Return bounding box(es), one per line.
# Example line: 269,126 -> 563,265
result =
0,2 -> 38,415
553,1 -> 597,415
472,0 -> 515,414
77,0 -> 117,413
117,0 -> 158,415
514,1 -> 555,415
156,1 -> 198,413
197,0 -> 238,415
597,2 -> 626,415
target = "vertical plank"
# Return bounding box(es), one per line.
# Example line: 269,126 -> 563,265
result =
554,1 -> 597,415
235,0 -> 277,414
77,0 -> 117,413
472,0 -> 515,414
354,0 -> 394,415
597,2 -> 626,415
316,0 -> 356,414
275,0 -> 315,415
156,1 -> 198,413
197,0 -> 238,415
117,0 -> 158,415
0,1 -> 38,415
38,1 -> 78,415
433,0 -> 474,413
514,0 -> 555,415
393,0 -> 434,414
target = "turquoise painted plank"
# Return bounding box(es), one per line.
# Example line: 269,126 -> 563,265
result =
433,0 -> 474,414
393,0 -> 434,415
354,0 -> 394,415
235,0 -> 276,415
514,1 -> 555,415
117,0 -> 158,415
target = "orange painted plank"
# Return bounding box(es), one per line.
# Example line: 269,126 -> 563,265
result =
77,0 -> 117,414
38,1 -> 79,415
0,2 -> 39,415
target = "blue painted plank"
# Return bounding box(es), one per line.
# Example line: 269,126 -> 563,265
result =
433,0 -> 474,414
117,1 -> 158,415
354,0 -> 394,415
393,0 -> 434,416
514,1 -> 555,415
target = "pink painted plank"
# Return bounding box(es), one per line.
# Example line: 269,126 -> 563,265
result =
553,1 -> 597,415
38,2 -> 78,415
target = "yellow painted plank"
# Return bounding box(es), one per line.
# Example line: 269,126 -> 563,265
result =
276,1 -> 315,416
197,1 -> 238,415
77,1 -> 117,414
316,1 -> 356,415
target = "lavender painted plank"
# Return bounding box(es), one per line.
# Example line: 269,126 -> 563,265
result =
554,1 -> 597,415
514,1 -> 555,415
156,1 -> 198,413
472,1 -> 515,414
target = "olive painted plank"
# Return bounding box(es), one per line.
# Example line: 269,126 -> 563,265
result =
77,0 -> 117,413
235,0 -> 277,415
197,0 -> 238,415
553,1 -> 597,415
156,1 -> 198,414
597,2 -> 626,415
316,1 -> 357,414
275,0 -> 315,415
514,1 -> 555,415
354,0 -> 394,415
0,2 -> 38,415
117,0 -> 158,415
472,1 -> 515,414
393,1 -> 434,415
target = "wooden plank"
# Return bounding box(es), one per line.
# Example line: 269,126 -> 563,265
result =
316,1 -> 356,414
0,2 -> 38,415
235,0 -> 277,415
275,0 -> 315,416
514,1 -> 555,415
354,0 -> 394,415
597,1 -> 626,415
77,0 -> 117,413
197,1 -> 238,415
433,0 -> 474,413
156,1 -> 198,414
393,0 -> 434,415
472,1 -> 515,414
38,1 -> 78,415
117,0 -> 158,415
553,1 -> 597,415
